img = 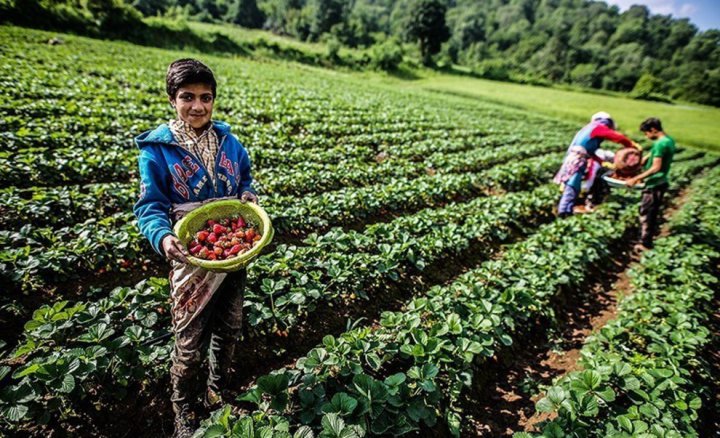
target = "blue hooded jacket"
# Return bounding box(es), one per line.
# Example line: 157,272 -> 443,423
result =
133,120 -> 254,256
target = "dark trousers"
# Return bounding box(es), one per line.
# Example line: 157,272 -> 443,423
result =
586,168 -> 611,207
170,269 -> 246,413
639,183 -> 668,248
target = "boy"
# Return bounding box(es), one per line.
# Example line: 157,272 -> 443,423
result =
627,117 -> 675,250
133,59 -> 257,438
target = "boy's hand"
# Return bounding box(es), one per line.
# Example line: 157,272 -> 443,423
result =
162,234 -> 189,264
240,191 -> 258,204
626,177 -> 641,187
631,141 -> 643,150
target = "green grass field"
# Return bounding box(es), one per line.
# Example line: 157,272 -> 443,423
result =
392,74 -> 720,152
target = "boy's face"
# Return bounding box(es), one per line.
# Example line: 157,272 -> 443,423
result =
643,128 -> 660,140
170,83 -> 214,130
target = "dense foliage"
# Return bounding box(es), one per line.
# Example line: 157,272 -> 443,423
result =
2,0 -> 718,105
520,165 -> 720,437
128,0 -> 720,106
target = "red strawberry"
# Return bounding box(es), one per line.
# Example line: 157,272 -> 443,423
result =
213,224 -> 227,234
245,228 -> 256,242
189,245 -> 203,255
207,252 -> 217,260
214,247 -> 223,256
196,230 -> 209,242
198,247 -> 209,259
189,239 -> 199,248
223,249 -> 231,258
229,244 -> 242,255
207,233 -> 218,244
237,216 -> 246,228
207,220 -> 217,227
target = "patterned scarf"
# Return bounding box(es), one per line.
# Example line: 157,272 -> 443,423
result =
169,119 -> 220,182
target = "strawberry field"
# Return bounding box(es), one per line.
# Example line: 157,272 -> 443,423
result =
1,25 -> 719,437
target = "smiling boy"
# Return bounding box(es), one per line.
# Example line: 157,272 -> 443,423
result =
133,59 -> 256,437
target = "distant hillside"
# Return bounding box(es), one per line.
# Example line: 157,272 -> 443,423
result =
2,0 -> 719,106
131,0 -> 720,107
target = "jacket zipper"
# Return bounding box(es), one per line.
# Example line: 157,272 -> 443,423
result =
170,133 -> 227,197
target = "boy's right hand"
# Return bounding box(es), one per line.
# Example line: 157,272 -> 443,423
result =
162,234 -> 189,264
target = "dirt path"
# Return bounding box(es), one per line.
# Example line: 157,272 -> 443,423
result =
459,188 -> 693,436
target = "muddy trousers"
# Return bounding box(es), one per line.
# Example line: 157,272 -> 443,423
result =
639,183 -> 668,248
170,269 -> 246,414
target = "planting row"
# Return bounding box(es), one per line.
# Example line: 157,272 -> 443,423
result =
0,157 -> 711,431
190,160 -> 717,437
0,182 -> 560,427
524,165 -> 720,437
0,136 -> 565,231
0,153 -> 564,291
193,191 -> 641,437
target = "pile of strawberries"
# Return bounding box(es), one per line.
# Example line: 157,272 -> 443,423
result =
187,216 -> 262,261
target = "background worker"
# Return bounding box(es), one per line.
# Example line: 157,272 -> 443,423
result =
627,117 -> 676,250
576,148 -> 615,213
554,112 -> 640,217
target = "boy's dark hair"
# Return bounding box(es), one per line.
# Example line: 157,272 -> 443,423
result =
166,59 -> 217,99
640,117 -> 663,132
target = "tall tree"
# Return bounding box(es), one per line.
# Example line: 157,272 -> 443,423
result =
406,0 -> 450,66
225,0 -> 265,28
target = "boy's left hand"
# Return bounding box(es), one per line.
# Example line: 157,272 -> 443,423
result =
240,191 -> 258,204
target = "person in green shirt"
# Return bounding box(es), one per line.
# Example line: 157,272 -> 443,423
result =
627,117 -> 675,250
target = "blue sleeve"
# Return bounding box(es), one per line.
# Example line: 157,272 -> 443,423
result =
133,148 -> 174,256
236,138 -> 255,195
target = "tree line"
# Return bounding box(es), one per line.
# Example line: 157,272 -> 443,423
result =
2,0 -> 719,106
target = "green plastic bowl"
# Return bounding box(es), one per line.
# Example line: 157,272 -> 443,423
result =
173,200 -> 274,272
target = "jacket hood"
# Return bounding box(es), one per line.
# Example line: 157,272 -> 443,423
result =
135,120 -> 232,149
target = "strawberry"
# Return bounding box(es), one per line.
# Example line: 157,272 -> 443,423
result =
207,252 -> 217,260
189,244 -> 203,255
196,230 -> 209,242
220,218 -> 230,227
214,247 -> 223,255
213,224 -> 227,234
198,247 -> 209,259
207,233 -> 218,244
245,228 -> 256,242
223,249 -> 232,258
189,239 -> 199,248
207,220 -> 217,227
237,216 -> 246,228
229,244 -> 242,255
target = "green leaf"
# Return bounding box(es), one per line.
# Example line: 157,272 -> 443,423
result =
321,413 -> 345,436
596,387 -> 616,402
617,415 -> 633,432
203,424 -> 228,438
639,403 -> 659,419
2,404 -> 29,422
293,426 -> 314,438
688,397 -> 702,410
59,374 -> 76,393
328,393 -> 358,415
232,416 -> 255,437
535,396 -> 555,413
